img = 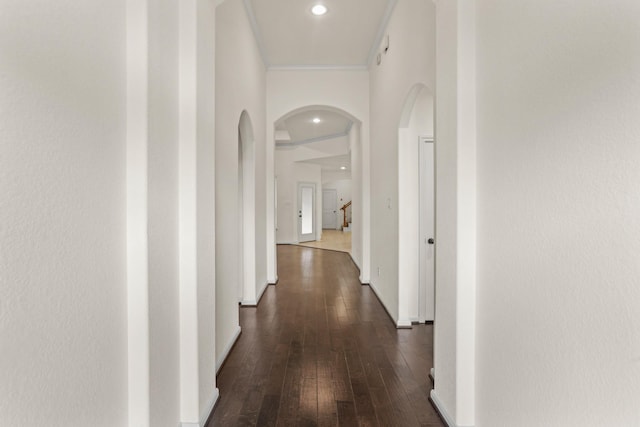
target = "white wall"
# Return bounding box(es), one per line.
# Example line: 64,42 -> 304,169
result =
148,0 -> 180,424
215,0 -> 266,366
431,1 -> 477,424
474,1 -> 640,426
0,1 -> 128,425
322,179 -> 352,229
193,0 -> 218,421
267,69 -> 370,281
322,170 -> 351,182
348,124 -> 363,270
368,0 -> 435,324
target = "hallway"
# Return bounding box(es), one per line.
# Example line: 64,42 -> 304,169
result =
208,245 -> 443,426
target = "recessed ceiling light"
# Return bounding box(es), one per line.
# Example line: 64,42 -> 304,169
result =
340,166 -> 347,170
312,117 -> 321,124
311,4 -> 327,16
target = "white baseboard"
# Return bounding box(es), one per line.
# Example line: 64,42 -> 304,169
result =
268,275 -> 278,285
430,390 -> 474,427
200,388 -> 219,426
430,390 -> 456,427
396,318 -> 413,328
367,281 -> 398,326
256,281 -> 268,303
240,281 -> 269,306
178,388 -> 219,427
216,325 -> 241,373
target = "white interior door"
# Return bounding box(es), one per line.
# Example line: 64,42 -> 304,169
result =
419,137 -> 435,322
298,182 -> 316,243
322,189 -> 337,229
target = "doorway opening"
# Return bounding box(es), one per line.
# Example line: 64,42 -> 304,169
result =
272,105 -> 366,281
398,84 -> 435,325
322,188 -> 338,230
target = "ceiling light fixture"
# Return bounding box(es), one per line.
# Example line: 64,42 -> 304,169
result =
311,4 -> 327,16
340,166 -> 347,170
312,117 -> 321,124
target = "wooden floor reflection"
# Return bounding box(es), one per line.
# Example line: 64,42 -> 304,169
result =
208,245 -> 443,427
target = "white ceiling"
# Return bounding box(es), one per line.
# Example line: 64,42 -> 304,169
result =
252,0 -> 391,171
299,154 -> 351,172
276,109 -> 352,144
246,0 -> 395,68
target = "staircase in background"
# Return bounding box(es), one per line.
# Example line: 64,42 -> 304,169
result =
340,201 -> 352,232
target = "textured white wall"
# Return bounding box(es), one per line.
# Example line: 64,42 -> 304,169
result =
431,1 -> 477,424
148,0 -> 181,425
475,1 -> 640,425
195,0 -> 218,419
215,0 -> 266,368
347,125 -> 363,272
0,1 -> 128,425
368,0 -> 435,323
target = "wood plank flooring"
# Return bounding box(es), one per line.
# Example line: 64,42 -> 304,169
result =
207,245 -> 444,427
297,230 -> 352,254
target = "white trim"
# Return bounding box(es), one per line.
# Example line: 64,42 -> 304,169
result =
268,275 -> 279,285
367,281 -> 398,325
396,319 -> 412,329
199,388 -> 220,427
366,0 -> 398,67
256,280 -> 269,302
216,326 -> 242,373
430,390 -> 475,427
240,281 -> 268,306
241,0 -> 270,67
349,253 -> 361,272
268,64 -> 368,71
276,131 -> 349,148
180,423 -> 199,427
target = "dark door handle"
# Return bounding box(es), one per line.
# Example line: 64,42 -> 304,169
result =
428,238 -> 435,245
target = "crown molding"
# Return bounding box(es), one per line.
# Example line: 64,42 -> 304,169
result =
366,0 -> 398,67
268,64 -> 368,72
241,0 -> 397,71
242,0 -> 270,67
276,131 -> 349,148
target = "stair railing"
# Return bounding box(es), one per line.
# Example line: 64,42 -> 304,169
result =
340,201 -> 352,228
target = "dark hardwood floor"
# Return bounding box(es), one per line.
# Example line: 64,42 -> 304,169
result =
207,245 -> 444,427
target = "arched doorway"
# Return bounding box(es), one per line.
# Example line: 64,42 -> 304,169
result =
397,84 -> 435,325
271,105 -> 365,280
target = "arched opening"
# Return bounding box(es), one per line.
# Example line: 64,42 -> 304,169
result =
271,105 -> 365,279
238,110 -> 256,305
397,84 -> 435,326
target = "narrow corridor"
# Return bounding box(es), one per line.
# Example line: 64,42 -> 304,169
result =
208,245 -> 443,426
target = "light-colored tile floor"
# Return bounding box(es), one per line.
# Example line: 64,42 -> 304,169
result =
297,229 -> 351,254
